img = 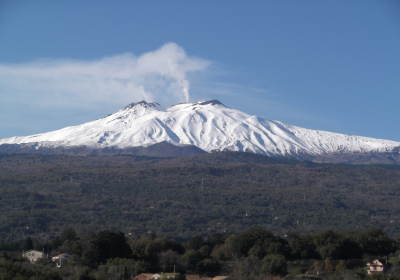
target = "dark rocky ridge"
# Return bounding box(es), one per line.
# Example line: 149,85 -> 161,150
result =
0,141 -> 207,157
1,141 -> 400,164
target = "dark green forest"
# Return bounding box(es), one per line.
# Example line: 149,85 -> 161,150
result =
1,227 -> 400,280
1,152 -> 400,244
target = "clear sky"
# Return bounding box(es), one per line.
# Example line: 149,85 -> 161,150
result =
1,0 -> 399,141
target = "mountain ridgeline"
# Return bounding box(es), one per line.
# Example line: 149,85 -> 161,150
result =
1,152 -> 400,243
1,100 -> 400,164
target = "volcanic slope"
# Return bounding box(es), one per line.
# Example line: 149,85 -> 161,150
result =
1,152 -> 400,241
0,100 -> 399,162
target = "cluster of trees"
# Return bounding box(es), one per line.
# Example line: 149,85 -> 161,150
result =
2,227 -> 400,280
1,152 -> 400,243
223,227 -> 400,279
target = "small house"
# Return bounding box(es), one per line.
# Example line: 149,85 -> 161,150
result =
52,253 -> 71,267
134,274 -> 159,280
185,275 -> 201,280
367,259 -> 391,275
22,250 -> 48,263
52,253 -> 71,262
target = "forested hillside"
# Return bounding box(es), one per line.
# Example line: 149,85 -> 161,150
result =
1,152 -> 400,243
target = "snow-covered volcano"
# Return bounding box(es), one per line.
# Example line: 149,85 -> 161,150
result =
1,100 -> 400,159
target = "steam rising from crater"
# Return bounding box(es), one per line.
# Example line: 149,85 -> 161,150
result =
0,43 -> 211,107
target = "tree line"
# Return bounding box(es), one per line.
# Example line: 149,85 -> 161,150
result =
2,227 -> 400,280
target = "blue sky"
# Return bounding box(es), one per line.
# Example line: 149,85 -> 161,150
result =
1,1 -> 399,141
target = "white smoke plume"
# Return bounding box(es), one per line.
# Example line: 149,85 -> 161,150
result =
0,43 -> 211,109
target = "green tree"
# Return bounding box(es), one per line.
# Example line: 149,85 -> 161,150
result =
288,233 -> 317,259
227,227 -> 285,259
60,227 -> 78,242
210,244 -> 232,261
23,237 -> 34,251
312,230 -> 343,259
182,249 -> 202,270
207,233 -> 224,248
158,249 -> 183,272
187,236 -> 205,251
352,228 -> 396,256
260,254 -> 287,276
225,255 -> 261,280
199,245 -> 211,258
82,230 -> 132,268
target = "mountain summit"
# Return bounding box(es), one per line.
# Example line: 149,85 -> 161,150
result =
1,100 -> 399,163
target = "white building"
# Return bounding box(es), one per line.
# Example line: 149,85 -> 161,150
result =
22,250 -> 47,263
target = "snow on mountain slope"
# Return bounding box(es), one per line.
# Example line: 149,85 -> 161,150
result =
1,100 -> 399,158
